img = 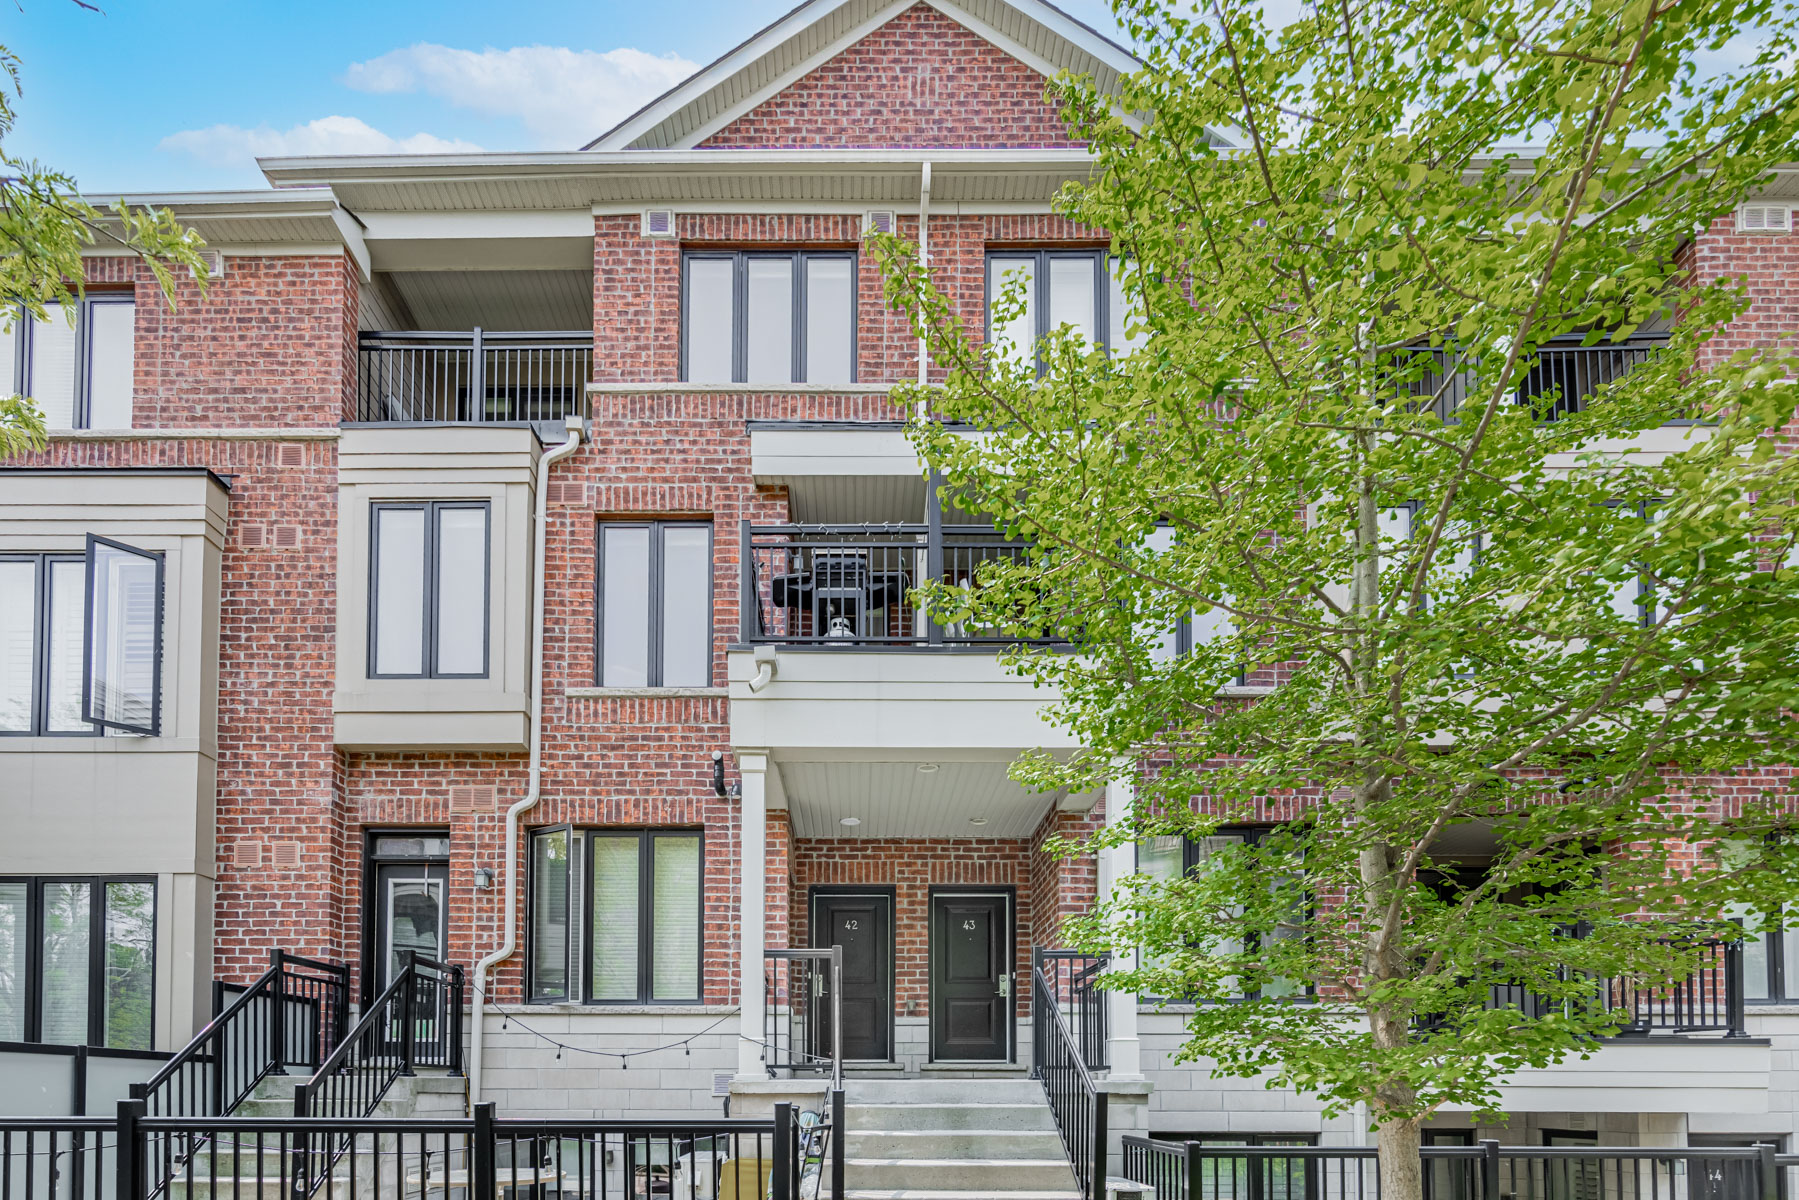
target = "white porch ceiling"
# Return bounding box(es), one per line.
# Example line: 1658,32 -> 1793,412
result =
380,270 -> 594,332
778,758 -> 1061,839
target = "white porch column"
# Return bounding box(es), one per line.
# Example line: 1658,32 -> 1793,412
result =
1100,772 -> 1143,1080
737,752 -> 770,1080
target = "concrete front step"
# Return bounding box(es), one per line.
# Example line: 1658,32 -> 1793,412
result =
846,1131 -> 1066,1160
845,1080 -> 1044,1105
845,1103 -> 1056,1133
844,1191 -> 1081,1200
846,1160 -> 1077,1191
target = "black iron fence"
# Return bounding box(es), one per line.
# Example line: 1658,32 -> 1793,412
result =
1123,1137 -> 1793,1200
355,329 -> 592,423
1032,963 -> 1107,1200
742,522 -> 1055,647
764,948 -> 844,1085
1034,949 -> 1109,1072
1397,336 -> 1672,422
293,952 -> 464,1120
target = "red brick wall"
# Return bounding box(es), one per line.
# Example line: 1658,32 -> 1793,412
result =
1685,215 -> 1799,373
699,4 -> 1082,150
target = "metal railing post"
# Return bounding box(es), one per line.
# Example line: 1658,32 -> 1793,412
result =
925,472 -> 944,646
1091,1089 -> 1108,1200
1480,1139 -> 1500,1200
473,1102 -> 498,1200
469,326 -> 485,419
1185,1141 -> 1201,1200
741,519 -> 757,640
772,1102 -> 794,1200
832,1086 -> 846,1200
450,964 -> 467,1075
1727,938 -> 1750,1037
1759,1143 -> 1780,1200
269,948 -> 287,1073
400,951 -> 418,1076
116,1097 -> 145,1200
831,945 -> 844,1090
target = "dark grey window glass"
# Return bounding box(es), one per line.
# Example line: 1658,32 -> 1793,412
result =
369,501 -> 490,680
1,297 -> 136,429
680,252 -> 857,384
1,875 -> 156,1047
598,521 -> 713,688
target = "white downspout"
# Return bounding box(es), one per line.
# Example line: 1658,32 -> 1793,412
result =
916,161 -> 932,408
469,418 -> 584,1105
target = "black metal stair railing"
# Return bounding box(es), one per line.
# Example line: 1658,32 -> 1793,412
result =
1032,961 -> 1107,1200
1033,949 -> 1109,1071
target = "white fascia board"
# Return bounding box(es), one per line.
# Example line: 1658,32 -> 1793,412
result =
356,209 -> 596,241
101,187 -> 339,213
588,200 -> 1061,215
986,0 -> 1142,75
261,146 -> 1097,179
673,0 -> 919,148
331,208 -> 371,282
584,0 -> 867,150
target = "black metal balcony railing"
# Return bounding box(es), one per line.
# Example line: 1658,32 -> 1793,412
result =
355,329 -> 591,423
742,522 -> 1059,647
1399,335 -> 1671,421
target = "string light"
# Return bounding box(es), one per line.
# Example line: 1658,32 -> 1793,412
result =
487,1002 -> 733,1064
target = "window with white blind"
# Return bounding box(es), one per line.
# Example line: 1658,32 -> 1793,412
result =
0,297 -> 136,429
368,501 -> 490,679
597,521 -> 712,688
680,252 -> 856,385
528,828 -> 703,1004
1,535 -> 164,737
0,876 -> 155,1047
985,251 -> 1144,370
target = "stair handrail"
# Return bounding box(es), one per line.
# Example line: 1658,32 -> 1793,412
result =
1033,962 -> 1107,1200
293,951 -> 459,1119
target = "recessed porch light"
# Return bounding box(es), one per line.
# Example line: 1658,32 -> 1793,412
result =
917,763 -> 940,774
840,816 -> 862,827
969,817 -> 989,827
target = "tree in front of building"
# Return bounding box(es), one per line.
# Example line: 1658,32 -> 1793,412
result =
874,0 -> 1799,1192
0,22 -> 208,457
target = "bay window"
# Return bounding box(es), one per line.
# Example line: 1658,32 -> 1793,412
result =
985,251 -> 1144,368
0,296 -> 136,429
1,535 -> 164,737
597,521 -> 712,688
529,828 -> 703,1005
0,876 -> 155,1048
681,252 -> 856,385
369,501 -> 490,679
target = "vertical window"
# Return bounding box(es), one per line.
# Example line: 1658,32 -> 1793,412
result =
368,501 -> 490,679
0,876 -> 154,1047
680,252 -> 857,385
597,521 -> 713,688
2,296 -> 136,429
530,830 -> 704,1004
986,251 -> 1135,370
1606,501 -> 1661,627
1743,906 -> 1799,1002
1,544 -> 163,738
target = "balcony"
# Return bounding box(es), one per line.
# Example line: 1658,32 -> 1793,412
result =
1401,334 -> 1673,421
741,521 -> 1053,648
354,328 -> 591,424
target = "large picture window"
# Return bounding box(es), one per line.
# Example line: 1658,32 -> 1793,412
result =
369,501 -> 490,679
1,536 -> 164,738
597,521 -> 713,688
985,251 -> 1144,368
528,828 -> 703,1005
0,876 -> 155,1048
681,252 -> 856,385
0,296 -> 136,429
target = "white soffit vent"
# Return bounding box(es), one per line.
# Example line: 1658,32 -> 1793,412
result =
192,250 -> 225,280
865,210 -> 897,236
642,209 -> 676,238
1738,203 -> 1793,233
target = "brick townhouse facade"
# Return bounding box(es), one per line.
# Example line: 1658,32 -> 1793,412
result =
2,0 -> 1798,1155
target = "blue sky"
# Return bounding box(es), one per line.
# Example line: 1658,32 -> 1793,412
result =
3,0 -> 1135,194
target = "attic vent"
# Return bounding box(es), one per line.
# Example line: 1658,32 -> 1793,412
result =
547,480 -> 587,507
192,250 -> 225,280
1738,203 -> 1792,233
271,842 -> 303,870
271,525 -> 302,550
450,785 -> 498,813
642,209 -> 676,239
865,210 -> 897,236
238,523 -> 266,549
277,444 -> 305,467
232,840 -> 264,869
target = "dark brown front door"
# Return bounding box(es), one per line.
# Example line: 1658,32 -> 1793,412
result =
931,892 -> 1011,1061
812,892 -> 893,1061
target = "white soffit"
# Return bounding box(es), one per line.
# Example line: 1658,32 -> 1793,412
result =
379,270 -> 594,332
780,758 -> 1059,838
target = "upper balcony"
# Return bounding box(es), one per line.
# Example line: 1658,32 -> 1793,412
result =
1401,332 -> 1678,422
354,328 -> 592,424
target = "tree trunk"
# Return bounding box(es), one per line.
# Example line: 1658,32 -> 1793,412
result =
1377,1115 -> 1424,1200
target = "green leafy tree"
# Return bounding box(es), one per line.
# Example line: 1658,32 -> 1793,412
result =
0,20 -> 208,457
873,0 -> 1799,1191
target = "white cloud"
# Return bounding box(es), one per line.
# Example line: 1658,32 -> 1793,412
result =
343,44 -> 699,148
160,115 -> 483,167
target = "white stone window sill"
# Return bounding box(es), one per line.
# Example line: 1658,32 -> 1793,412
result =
565,687 -> 729,699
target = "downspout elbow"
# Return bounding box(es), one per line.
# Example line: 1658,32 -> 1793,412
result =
746,644 -> 778,694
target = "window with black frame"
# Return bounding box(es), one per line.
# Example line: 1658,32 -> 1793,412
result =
681,251 -> 856,385
528,828 -> 703,1005
1743,905 -> 1799,1002
368,501 -> 490,679
0,296 -> 136,430
1,535 -> 164,737
0,876 -> 155,1048
597,521 -> 712,688
1135,825 -> 1309,1001
985,251 -> 1145,370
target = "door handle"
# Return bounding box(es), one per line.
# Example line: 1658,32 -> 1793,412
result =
997,973 -> 1011,998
